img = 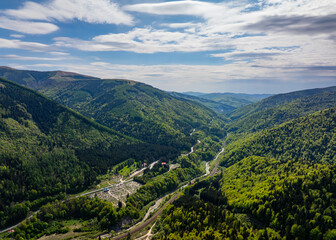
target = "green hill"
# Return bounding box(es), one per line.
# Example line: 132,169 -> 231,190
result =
155,107 -> 336,240
222,107 -> 336,167
0,77 -> 178,229
156,157 -> 336,239
229,86 -> 336,120
0,67 -> 222,149
228,87 -> 336,133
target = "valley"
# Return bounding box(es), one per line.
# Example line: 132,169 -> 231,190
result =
0,68 -> 335,240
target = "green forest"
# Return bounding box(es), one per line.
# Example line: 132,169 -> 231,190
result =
153,106 -> 336,240
0,78 -> 179,230
0,68 -> 221,149
0,67 -> 336,240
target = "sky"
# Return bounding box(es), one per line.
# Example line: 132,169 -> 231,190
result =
0,0 -> 335,93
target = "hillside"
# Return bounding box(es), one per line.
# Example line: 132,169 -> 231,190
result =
222,107 -> 336,167
0,67 -> 222,149
156,159 -> 336,239
0,77 -> 178,229
229,86 -> 336,120
228,87 -> 336,133
154,107 -> 336,240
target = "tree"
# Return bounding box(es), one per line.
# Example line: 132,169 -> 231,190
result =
325,229 -> 336,240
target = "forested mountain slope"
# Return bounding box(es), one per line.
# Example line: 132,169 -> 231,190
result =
222,107 -> 336,167
156,158 -> 336,240
229,86 -> 336,120
0,77 -> 178,229
228,87 -> 336,133
155,107 -> 336,240
0,67 -> 222,149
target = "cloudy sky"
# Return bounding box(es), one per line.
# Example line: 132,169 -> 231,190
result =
0,0 -> 335,93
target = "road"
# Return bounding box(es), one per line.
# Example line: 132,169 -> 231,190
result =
0,179 -> 134,234
1,140 -> 202,234
1,137 -> 226,237
210,145 -> 225,176
0,140 -> 200,235
77,179 -> 133,198
181,140 -> 200,157
0,211 -> 39,234
111,193 -> 180,240
110,140 -> 226,240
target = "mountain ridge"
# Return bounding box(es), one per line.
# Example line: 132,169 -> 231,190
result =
0,67 -> 223,149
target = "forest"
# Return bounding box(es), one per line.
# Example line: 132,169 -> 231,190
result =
154,107 -> 336,240
0,78 -> 180,230
0,68 -> 336,240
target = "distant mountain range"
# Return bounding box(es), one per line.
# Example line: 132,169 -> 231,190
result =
181,91 -> 272,114
184,91 -> 272,107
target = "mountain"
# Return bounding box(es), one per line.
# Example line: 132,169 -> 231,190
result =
169,92 -> 235,115
228,86 -> 336,133
222,107 -> 336,167
183,91 -> 272,108
154,107 -> 336,240
0,77 -> 178,229
0,67 -> 223,149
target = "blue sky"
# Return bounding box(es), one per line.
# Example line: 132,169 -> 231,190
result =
0,0 -> 335,93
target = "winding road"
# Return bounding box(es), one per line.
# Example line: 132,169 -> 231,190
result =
110,140 -> 226,240
1,136 -> 226,238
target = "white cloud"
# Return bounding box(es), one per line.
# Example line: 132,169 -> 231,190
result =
0,16 -> 58,34
10,34 -> 25,38
161,22 -> 200,29
54,27 -> 232,53
0,38 -> 53,51
124,0 -> 336,36
123,0 -> 246,19
3,0 -> 133,25
49,52 -> 69,56
124,1 -> 233,19
0,54 -> 63,61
